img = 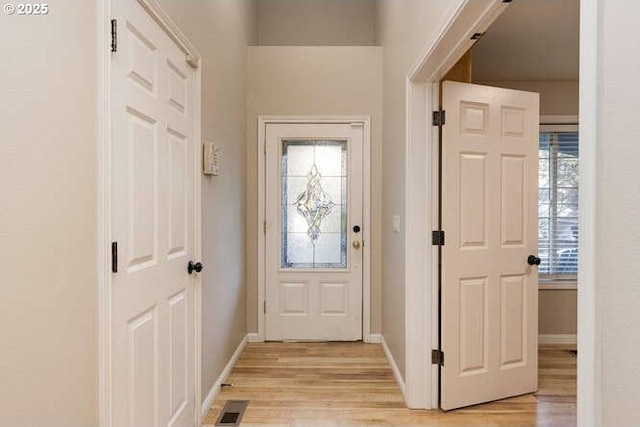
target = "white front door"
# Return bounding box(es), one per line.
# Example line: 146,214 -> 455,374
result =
264,122 -> 364,341
441,81 -> 539,410
110,1 -> 199,426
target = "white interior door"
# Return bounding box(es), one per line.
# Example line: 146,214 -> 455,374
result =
265,122 -> 364,341
441,81 -> 539,410
110,1 -> 199,426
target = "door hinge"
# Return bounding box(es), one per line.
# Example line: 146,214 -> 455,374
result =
263,220 -> 267,234
264,300 -> 266,313
431,349 -> 444,366
110,19 -> 118,52
111,241 -> 118,273
432,230 -> 445,246
432,110 -> 446,126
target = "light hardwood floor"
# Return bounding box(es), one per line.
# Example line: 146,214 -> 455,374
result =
203,342 -> 576,426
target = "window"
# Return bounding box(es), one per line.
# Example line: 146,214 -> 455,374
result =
280,140 -> 348,269
538,122 -> 578,279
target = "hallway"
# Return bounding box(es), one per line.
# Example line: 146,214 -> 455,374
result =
203,343 -> 576,426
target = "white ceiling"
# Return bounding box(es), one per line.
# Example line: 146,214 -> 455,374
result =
472,0 -> 579,82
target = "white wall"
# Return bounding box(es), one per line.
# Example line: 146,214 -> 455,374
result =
0,2 -> 98,425
256,0 -> 375,46
246,46 -> 383,334
375,0 -> 453,378
581,0 -> 640,425
157,0 -> 257,403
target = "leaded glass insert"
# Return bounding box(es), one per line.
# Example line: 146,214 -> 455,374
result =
295,164 -> 335,240
281,140 -> 347,269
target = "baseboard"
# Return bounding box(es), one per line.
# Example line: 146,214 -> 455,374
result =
380,335 -> 406,398
539,334 -> 577,345
200,334 -> 248,418
367,333 -> 382,344
246,332 -> 262,343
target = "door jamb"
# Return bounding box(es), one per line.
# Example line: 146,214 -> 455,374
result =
97,1 -> 203,426
403,0 -> 510,409
256,116 -> 372,343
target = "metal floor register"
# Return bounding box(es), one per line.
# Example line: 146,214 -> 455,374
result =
214,400 -> 248,426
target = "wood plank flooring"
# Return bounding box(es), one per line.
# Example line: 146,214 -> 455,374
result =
203,342 -> 576,426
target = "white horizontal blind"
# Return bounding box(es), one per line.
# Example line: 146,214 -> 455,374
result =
538,128 -> 579,277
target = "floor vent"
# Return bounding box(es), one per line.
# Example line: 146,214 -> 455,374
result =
215,400 -> 248,426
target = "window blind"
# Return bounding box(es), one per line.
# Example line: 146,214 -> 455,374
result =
538,130 -> 579,277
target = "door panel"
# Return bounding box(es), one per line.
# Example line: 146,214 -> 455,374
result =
501,156 -> 527,246
265,123 -> 364,341
168,130 -> 188,257
129,308 -> 157,427
500,275 -> 526,367
128,110 -> 157,269
111,1 -> 197,426
459,153 -> 486,247
441,81 -> 539,410
458,276 -> 488,375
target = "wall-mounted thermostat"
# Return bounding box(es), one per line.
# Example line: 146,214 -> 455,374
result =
203,142 -> 220,176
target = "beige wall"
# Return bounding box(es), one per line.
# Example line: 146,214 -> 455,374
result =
246,46 -> 383,334
375,0 -> 453,378
539,290 -> 577,335
158,0 -> 257,403
475,80 -> 579,117
256,0 -> 375,46
0,1 -> 98,425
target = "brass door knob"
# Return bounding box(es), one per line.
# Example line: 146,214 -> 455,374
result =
352,240 -> 361,249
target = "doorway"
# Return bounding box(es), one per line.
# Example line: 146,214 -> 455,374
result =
257,117 -> 372,342
402,0 -> 580,411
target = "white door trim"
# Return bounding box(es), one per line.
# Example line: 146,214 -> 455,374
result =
577,1 -> 600,425
403,0 -> 510,410
257,116 -> 372,343
134,0 -> 201,68
97,1 -> 203,426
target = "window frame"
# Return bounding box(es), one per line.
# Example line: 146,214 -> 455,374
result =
538,116 -> 579,290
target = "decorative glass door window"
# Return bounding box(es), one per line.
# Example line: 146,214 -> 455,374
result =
281,140 -> 348,269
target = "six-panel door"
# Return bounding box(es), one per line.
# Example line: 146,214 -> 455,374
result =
111,1 -> 197,426
441,81 -> 540,410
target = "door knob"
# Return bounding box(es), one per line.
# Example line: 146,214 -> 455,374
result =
527,255 -> 541,266
188,261 -> 203,274
352,240 -> 361,249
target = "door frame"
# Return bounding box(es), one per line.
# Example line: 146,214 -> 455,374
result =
405,1 -> 594,421
256,116 -> 372,343
403,0 -> 512,409
97,1 -> 203,426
